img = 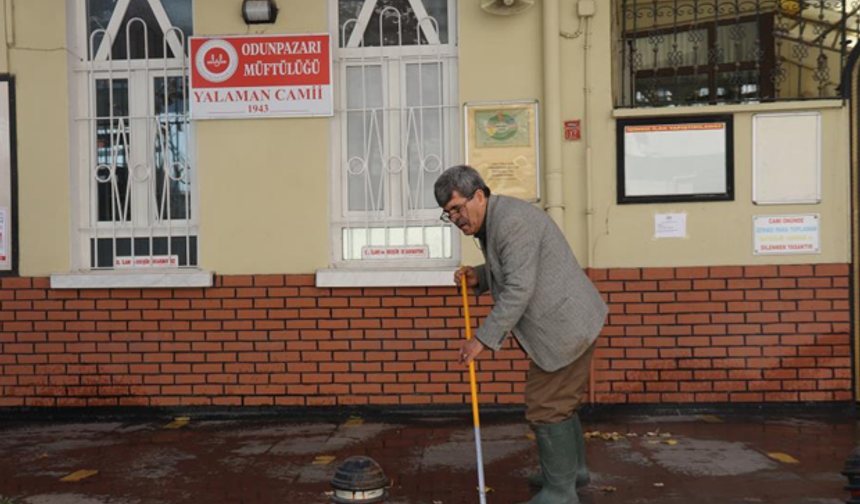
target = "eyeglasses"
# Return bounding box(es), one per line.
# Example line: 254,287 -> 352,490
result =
440,194 -> 474,223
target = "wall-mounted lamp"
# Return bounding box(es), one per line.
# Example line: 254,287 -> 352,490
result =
242,0 -> 279,24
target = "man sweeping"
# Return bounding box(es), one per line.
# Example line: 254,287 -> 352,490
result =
434,165 -> 608,504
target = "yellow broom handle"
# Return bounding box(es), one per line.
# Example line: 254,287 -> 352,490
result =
461,274 -> 481,429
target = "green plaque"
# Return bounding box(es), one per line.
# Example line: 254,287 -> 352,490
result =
475,108 -> 531,148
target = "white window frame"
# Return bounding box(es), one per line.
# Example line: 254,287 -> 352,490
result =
61,0 -> 208,288
327,0 -> 461,270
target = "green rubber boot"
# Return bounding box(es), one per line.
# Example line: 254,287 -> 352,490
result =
518,418 -> 581,504
528,415 -> 590,489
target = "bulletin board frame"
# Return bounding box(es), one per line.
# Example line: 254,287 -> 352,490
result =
752,112 -> 822,205
617,114 -> 735,204
0,75 -> 18,276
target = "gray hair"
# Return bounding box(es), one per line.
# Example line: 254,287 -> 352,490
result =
433,165 -> 491,207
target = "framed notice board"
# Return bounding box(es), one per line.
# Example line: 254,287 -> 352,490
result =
752,112 -> 821,205
464,100 -> 541,202
0,75 -> 17,275
617,115 -> 734,204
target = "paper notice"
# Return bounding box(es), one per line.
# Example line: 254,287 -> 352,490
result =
655,213 -> 687,239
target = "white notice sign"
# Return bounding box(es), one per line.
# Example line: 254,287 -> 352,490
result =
624,122 -> 727,197
655,213 -> 687,239
754,214 -> 820,255
115,256 -> 180,268
362,246 -> 429,260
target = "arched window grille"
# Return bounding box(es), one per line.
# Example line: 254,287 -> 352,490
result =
73,0 -> 196,269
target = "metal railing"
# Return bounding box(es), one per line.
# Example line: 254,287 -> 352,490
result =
617,0 -> 859,107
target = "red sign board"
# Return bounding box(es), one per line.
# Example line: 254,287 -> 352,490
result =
190,34 -> 333,120
565,120 -> 581,141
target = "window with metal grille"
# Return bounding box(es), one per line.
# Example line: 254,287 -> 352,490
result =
624,17 -> 775,106
616,0 -> 856,108
331,0 -> 459,266
72,0 -> 196,270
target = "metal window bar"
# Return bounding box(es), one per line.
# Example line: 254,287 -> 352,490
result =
336,2 -> 457,263
412,16 -> 448,259
617,0 -> 857,108
82,14 -> 195,269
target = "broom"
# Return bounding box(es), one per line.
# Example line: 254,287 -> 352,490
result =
461,274 -> 487,504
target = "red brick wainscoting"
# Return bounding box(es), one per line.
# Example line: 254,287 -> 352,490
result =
0,265 -> 852,407
591,265 -> 852,403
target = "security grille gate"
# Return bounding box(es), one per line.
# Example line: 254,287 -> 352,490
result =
333,0 -> 459,264
617,0 -> 859,108
74,0 -> 196,270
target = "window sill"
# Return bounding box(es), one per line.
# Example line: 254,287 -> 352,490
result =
316,268 -> 457,288
612,99 -> 844,119
51,270 -> 214,290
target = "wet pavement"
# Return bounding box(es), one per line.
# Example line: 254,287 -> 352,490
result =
0,409 -> 857,504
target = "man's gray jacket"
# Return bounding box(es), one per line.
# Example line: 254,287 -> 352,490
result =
473,194 -> 608,372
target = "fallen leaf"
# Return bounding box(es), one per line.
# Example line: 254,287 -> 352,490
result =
647,439 -> 661,444
163,417 -> 190,429
37,453 -> 50,459
625,432 -> 638,438
664,439 -> 678,446
653,482 -> 665,488
342,416 -> 364,427
475,487 -> 494,493
526,432 -> 536,440
700,414 -> 724,424
60,469 -> 99,482
600,486 -> 617,493
313,455 -> 336,465
660,432 -> 672,438
768,452 -> 799,464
